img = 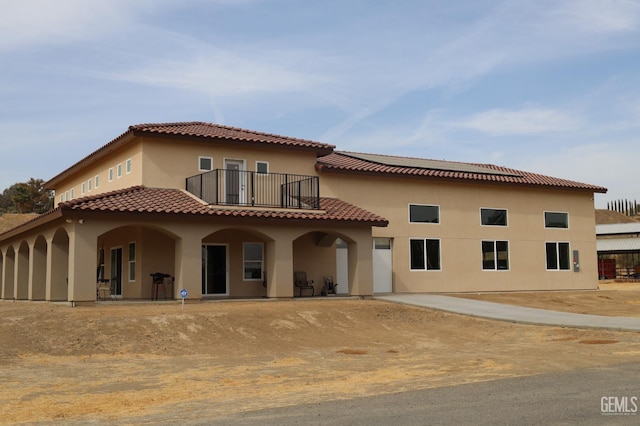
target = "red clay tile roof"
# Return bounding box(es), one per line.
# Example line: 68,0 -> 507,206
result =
316,151 -> 608,193
59,186 -> 388,226
130,122 -> 335,155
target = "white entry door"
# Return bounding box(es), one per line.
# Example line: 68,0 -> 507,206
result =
335,239 -> 349,295
373,238 -> 393,293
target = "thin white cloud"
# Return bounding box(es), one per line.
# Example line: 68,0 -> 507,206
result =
457,107 -> 582,136
0,0 -> 135,51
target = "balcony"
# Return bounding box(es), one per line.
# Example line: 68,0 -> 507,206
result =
186,169 -> 320,209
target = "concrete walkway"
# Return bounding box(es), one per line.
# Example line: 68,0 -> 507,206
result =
376,294 -> 640,331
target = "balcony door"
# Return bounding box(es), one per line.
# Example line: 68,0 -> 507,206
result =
224,159 -> 245,205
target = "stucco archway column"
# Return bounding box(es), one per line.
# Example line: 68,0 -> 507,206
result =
266,235 -> 295,298
174,234 -> 201,300
347,228 -> 374,297
67,223 -> 102,302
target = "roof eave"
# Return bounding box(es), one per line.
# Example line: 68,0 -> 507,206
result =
316,164 -> 608,194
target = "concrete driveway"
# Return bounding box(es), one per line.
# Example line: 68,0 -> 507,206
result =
376,294 -> 640,331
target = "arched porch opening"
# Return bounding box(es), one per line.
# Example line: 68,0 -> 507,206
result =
50,228 -> 69,301
202,228 -> 273,298
16,241 -> 29,300
98,225 -> 177,300
2,247 -> 15,299
32,235 -> 47,300
292,231 -> 355,297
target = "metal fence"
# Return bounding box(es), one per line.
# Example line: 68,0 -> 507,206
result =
186,169 -> 320,209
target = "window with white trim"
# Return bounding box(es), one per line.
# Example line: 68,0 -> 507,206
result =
70,188 -> 74,199
117,163 -> 122,178
81,182 -> 86,195
88,178 -> 92,192
128,242 -> 136,281
256,161 -> 269,175
95,175 -> 100,188
109,168 -> 114,182
243,242 -> 264,280
481,208 -> 507,226
126,158 -> 132,174
410,238 -> 441,270
409,204 -> 440,224
199,156 -> 213,171
546,242 -> 570,270
64,191 -> 69,202
544,211 -> 569,228
482,240 -> 509,270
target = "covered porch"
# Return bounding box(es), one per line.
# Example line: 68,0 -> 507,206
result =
0,187 -> 387,304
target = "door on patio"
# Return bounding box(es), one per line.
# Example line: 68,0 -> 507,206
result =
202,244 -> 228,296
224,159 -> 245,205
373,238 -> 393,293
110,247 -> 123,297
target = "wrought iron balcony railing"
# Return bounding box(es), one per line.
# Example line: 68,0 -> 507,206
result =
186,169 -> 320,209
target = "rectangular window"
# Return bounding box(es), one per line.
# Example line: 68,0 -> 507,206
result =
243,242 -> 263,280
409,204 -> 440,224
546,242 -> 570,270
126,158 -> 132,174
95,175 -> 100,188
128,242 -> 136,281
410,238 -> 441,270
81,182 -> 86,195
199,156 -> 213,171
256,161 -> 269,175
482,240 -> 509,270
481,208 -> 507,226
70,188 -> 74,199
117,163 -> 122,178
109,168 -> 114,182
545,211 -> 569,228
64,191 -> 69,202
88,179 -> 92,192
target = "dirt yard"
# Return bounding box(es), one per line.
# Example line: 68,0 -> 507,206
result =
1,282 -> 640,424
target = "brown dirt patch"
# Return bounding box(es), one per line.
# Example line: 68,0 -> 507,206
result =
578,339 -> 619,345
1,294 -> 640,424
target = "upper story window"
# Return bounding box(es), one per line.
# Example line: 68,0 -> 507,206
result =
409,204 -> 440,224
544,211 -> 569,229
481,208 -> 507,226
95,175 -> 100,188
81,182 -> 86,195
126,158 -> 132,174
117,163 -> 123,178
87,178 -> 92,192
70,188 -> 74,199
199,156 -> 213,171
109,168 -> 114,182
256,161 -> 269,175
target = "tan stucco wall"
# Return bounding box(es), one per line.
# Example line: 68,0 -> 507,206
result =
51,139 -> 143,207
321,172 -> 599,293
139,137 -> 320,190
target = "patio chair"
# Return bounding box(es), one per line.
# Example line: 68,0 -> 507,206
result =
294,271 -> 314,297
323,276 -> 338,296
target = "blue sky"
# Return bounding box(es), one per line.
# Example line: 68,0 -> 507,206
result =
2,0 -> 640,208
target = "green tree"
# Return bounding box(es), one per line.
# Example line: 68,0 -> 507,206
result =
0,178 -> 53,214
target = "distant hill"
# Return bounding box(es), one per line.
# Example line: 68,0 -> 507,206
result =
595,209 -> 640,225
0,214 -> 39,234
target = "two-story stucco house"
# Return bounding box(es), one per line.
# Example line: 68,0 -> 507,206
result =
0,122 -> 607,304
